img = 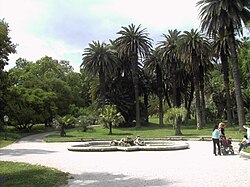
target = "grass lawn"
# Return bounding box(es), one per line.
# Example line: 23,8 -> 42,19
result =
244,147 -> 250,153
0,161 -> 68,187
45,119 -> 246,142
0,125 -> 54,148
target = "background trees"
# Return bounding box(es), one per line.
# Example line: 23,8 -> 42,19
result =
6,57 -> 87,129
178,29 -> 211,129
0,19 -> 16,130
114,24 -> 152,128
81,41 -> 119,106
1,16 -> 249,132
197,0 -> 250,130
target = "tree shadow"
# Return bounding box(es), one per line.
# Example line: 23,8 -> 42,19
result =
68,172 -> 173,187
0,149 -> 56,156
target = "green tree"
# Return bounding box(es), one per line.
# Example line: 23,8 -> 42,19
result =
7,57 -> 77,128
164,107 -> 187,135
144,49 -> 164,127
158,30 -> 182,107
114,24 -> 152,128
0,19 -> 16,70
212,36 -> 233,125
179,29 -> 211,129
81,41 -> 119,105
0,19 -> 16,128
99,104 -> 125,135
197,0 -> 250,130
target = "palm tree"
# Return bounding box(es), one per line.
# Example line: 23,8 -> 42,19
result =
144,49 -> 164,127
158,30 -> 182,108
197,0 -> 250,130
114,24 -> 153,128
179,29 -> 211,129
81,41 -> 119,105
213,36 -> 233,125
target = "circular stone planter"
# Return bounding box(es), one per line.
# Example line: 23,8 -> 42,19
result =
68,140 -> 190,152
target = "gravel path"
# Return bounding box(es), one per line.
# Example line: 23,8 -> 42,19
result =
0,133 -> 250,187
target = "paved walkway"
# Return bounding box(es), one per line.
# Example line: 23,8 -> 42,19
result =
0,133 -> 250,187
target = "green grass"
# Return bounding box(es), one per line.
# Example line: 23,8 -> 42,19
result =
244,146 -> 250,153
45,120 -> 246,142
0,124 -> 54,148
0,161 -> 68,187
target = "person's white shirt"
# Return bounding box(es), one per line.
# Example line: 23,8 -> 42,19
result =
243,125 -> 250,139
241,137 -> 250,144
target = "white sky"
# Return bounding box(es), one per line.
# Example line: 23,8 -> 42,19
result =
0,0 -> 201,72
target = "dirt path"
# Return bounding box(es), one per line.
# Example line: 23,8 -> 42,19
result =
1,133 -> 249,187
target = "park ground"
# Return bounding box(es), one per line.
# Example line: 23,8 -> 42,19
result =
0,132 -> 250,187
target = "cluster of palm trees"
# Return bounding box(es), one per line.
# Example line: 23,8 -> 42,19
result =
81,0 -> 249,131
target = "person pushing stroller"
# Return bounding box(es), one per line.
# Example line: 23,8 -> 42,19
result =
218,122 -> 234,155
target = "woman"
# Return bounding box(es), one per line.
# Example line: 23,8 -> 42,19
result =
218,122 -> 225,137
212,124 -> 221,156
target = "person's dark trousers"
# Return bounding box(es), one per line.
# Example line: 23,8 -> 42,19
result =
212,138 -> 221,155
239,143 -> 250,152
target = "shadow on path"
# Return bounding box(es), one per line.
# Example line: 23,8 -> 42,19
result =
67,172 -> 172,187
0,149 -> 56,156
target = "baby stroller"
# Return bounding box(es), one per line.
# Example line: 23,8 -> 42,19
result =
220,136 -> 234,155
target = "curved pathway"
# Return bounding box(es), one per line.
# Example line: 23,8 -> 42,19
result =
0,133 -> 250,187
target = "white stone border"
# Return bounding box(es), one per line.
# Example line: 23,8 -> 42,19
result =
68,141 -> 190,152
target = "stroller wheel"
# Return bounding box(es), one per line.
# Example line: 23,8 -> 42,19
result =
230,149 -> 234,155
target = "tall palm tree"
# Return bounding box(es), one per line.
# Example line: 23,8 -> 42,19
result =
158,30 -> 182,108
114,24 -> 153,128
213,36 -> 233,125
158,29 -> 184,134
197,0 -> 250,130
144,49 -> 164,127
81,41 -> 119,105
179,29 -> 211,129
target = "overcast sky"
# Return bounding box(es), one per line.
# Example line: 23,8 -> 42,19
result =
1,0 -> 201,72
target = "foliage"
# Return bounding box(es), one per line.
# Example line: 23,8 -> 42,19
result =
3,17 -> 250,132
99,104 -> 125,134
81,41 -> 119,105
53,115 -> 77,137
0,19 -> 16,130
197,0 -> 249,129
78,115 -> 96,131
0,19 -> 16,70
114,24 -> 153,128
5,57 -> 88,130
164,107 -> 187,125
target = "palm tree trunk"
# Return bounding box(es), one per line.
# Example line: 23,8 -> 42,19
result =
131,54 -> 141,128
199,65 -> 206,126
221,50 -> 233,126
144,91 -> 149,125
157,65 -> 164,127
99,67 -> 106,105
109,122 -> 112,135
165,85 -> 172,108
175,116 -> 183,135
228,26 -> 245,130
172,62 -> 178,107
185,82 -> 194,124
192,54 -> 202,129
